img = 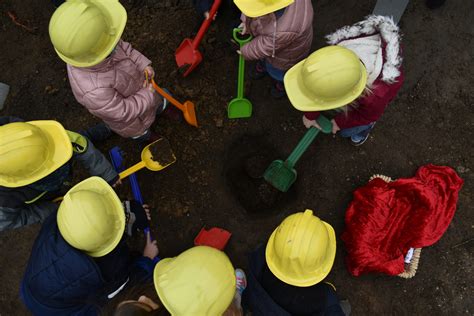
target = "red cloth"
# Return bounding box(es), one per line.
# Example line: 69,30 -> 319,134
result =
342,165 -> 463,276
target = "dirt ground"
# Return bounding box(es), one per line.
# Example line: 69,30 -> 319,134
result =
0,0 -> 473,315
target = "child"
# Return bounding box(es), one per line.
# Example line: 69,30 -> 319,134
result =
234,0 -> 314,98
242,210 -> 349,315
0,117 -> 118,231
49,0 -> 178,143
113,246 -> 247,315
285,15 -> 404,146
20,177 -> 158,315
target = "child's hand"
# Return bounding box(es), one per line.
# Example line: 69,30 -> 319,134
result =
144,66 -> 155,80
112,178 -> 122,188
143,230 -> 159,260
142,204 -> 152,221
204,11 -> 217,20
238,22 -> 247,35
331,119 -> 340,134
302,115 -> 321,130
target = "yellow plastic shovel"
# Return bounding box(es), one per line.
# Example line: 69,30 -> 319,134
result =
119,138 -> 176,179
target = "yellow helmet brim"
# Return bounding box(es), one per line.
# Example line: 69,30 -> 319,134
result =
234,0 -> 294,18
53,0 -> 127,67
57,177 -> 125,257
0,120 -> 73,188
265,221 -> 336,287
284,57 -> 368,112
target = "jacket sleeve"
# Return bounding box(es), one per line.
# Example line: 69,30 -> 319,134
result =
241,31 -> 297,61
117,40 -> 152,72
304,111 -> 321,120
129,256 -> 159,283
72,135 -> 118,184
334,79 -> 400,129
83,86 -> 157,124
0,202 -> 57,231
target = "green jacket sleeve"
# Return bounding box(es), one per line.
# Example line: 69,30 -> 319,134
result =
68,131 -> 118,183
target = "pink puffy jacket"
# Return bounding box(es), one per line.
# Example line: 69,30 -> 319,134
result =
67,40 -> 161,138
241,0 -> 314,71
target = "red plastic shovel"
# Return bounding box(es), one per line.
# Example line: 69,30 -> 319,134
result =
194,227 -> 231,250
175,0 -> 222,77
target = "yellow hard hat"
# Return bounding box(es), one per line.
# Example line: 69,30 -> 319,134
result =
0,121 -> 72,188
266,209 -> 336,287
154,246 -> 236,315
49,0 -> 127,67
234,0 -> 294,18
284,46 -> 368,112
57,177 -> 125,257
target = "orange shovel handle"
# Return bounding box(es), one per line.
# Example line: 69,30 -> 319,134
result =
151,80 -> 185,112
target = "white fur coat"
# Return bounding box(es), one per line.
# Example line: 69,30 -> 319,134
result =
326,15 -> 402,83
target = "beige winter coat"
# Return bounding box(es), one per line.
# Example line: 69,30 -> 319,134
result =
241,0 -> 314,70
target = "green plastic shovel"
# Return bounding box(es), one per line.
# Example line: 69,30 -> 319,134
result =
263,115 -> 333,192
228,28 -> 253,119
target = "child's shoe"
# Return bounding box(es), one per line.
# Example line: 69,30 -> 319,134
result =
270,81 -> 286,99
350,133 -> 370,146
249,61 -> 267,80
235,268 -> 247,297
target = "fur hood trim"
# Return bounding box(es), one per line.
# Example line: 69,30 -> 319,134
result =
326,15 -> 402,83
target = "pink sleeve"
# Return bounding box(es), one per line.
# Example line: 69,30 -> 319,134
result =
83,87 -> 157,124
116,40 -> 152,72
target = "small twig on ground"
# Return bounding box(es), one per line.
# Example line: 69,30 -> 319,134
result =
451,237 -> 474,249
6,11 -> 37,34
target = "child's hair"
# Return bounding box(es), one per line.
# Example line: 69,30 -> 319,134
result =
336,84 -> 374,116
101,281 -> 170,316
114,302 -> 162,316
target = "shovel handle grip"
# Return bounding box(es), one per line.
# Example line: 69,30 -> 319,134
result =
119,161 -> 147,180
151,80 -> 185,112
233,28 -> 252,46
193,0 -> 222,49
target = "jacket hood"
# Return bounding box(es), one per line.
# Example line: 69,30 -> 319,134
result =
326,15 -> 402,83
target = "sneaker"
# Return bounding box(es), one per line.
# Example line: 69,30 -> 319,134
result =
350,133 -> 370,146
270,81 -> 286,99
235,268 -> 247,297
249,61 -> 267,80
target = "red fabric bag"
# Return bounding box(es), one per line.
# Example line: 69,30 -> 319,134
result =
342,164 -> 463,276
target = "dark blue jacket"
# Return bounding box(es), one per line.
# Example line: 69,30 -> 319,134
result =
242,245 -> 345,316
20,212 -> 155,315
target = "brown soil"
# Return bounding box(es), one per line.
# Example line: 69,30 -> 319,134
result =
0,0 -> 473,315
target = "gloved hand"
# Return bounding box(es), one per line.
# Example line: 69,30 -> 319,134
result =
124,200 -> 151,236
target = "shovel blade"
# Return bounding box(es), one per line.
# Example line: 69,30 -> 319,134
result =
228,97 -> 252,119
263,160 -> 297,192
183,101 -> 198,127
194,227 -> 232,250
142,138 -> 176,171
175,38 -> 202,77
